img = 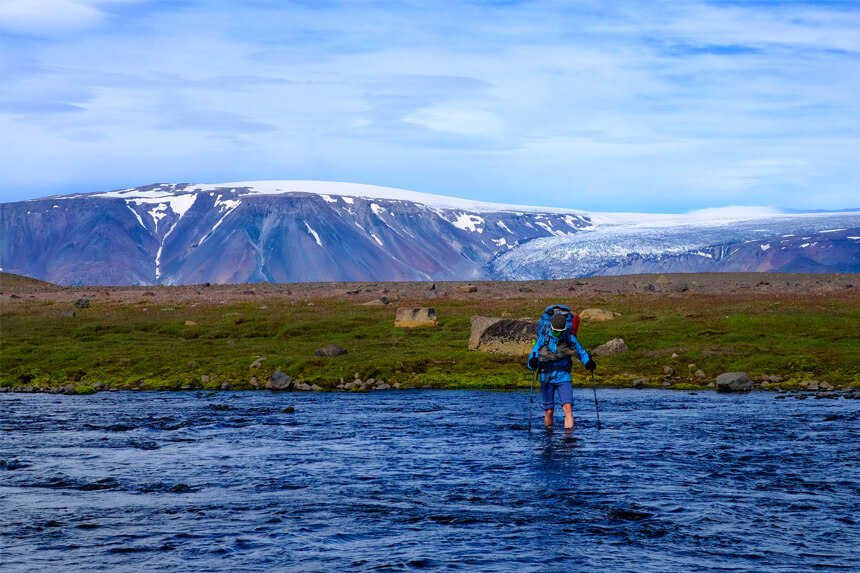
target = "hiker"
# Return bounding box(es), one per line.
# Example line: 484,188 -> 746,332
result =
527,306 -> 596,429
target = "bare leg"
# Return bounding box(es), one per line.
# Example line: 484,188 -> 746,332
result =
562,403 -> 574,430
544,409 -> 554,427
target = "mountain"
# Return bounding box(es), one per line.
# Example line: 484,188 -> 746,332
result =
1,181 -> 858,285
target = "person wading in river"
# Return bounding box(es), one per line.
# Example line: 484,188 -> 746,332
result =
527,307 -> 596,430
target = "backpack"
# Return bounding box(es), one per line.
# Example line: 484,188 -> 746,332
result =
535,304 -> 580,349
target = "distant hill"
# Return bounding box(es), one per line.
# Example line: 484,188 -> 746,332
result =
1,181 -> 858,285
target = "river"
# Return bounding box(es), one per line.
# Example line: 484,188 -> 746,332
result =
1,389 -> 857,571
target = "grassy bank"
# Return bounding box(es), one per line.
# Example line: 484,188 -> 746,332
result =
2,289 -> 859,392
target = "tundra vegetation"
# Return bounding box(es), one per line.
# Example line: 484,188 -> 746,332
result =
1,276 -> 858,393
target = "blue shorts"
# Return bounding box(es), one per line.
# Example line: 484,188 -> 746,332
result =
541,381 -> 573,409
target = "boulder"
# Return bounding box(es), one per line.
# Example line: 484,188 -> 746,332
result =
250,377 -> 259,388
591,338 -> 628,356
395,307 -> 438,328
631,378 -> 648,389
220,382 -> 232,391
374,383 -> 392,390
315,344 -> 348,357
58,309 -> 76,318
694,369 -> 706,380
579,308 -> 619,322
469,316 -> 537,356
266,370 -> 293,391
716,372 -> 752,393
663,366 -> 675,376
250,357 -> 267,368
75,298 -> 90,310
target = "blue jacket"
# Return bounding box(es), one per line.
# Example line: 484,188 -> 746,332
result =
528,333 -> 590,385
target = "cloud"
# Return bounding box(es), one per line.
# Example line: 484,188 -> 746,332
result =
0,0 -> 858,211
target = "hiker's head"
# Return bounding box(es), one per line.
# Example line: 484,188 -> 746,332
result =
550,313 -> 566,336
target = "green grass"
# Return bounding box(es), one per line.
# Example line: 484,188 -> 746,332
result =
2,291 -> 858,391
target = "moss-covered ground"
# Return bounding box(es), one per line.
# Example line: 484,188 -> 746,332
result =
1,290 -> 858,391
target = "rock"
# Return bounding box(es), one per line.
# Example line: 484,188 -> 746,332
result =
807,380 -> 820,391
459,285 -> 477,293
663,366 -> 675,376
716,372 -> 752,393
181,383 -> 192,390
226,339 -> 236,345
393,382 -> 401,389
281,406 -> 295,413
631,378 -> 648,389
579,308 -> 619,322
694,369 -> 706,380
374,383 -> 392,390
93,381 -> 105,391
266,370 -> 293,391
395,307 -> 438,328
59,309 -> 76,318
250,377 -> 259,388
294,382 -> 312,391
469,316 -> 537,356
820,381 -> 834,391
769,375 -> 783,383
74,298 -> 90,309
315,344 -> 347,357
591,338 -> 629,356
184,320 -> 198,326
250,357 -> 267,368
220,382 -> 232,391
200,375 -> 210,384
310,384 -> 323,391
671,352 -> 680,359
644,283 -> 661,293
707,382 -> 715,388
688,363 -> 697,370
360,299 -> 386,306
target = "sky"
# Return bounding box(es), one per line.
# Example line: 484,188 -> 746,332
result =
0,0 -> 858,212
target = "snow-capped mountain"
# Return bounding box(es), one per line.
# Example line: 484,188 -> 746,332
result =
0,181 -> 857,285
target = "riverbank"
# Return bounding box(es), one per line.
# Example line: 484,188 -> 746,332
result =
1,272 -> 858,393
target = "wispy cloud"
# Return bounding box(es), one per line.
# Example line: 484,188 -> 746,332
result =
0,0 -> 858,211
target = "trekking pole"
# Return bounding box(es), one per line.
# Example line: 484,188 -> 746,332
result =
591,370 -> 601,429
528,369 -> 536,432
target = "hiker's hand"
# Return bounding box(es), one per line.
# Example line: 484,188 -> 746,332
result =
585,359 -> 596,372
528,356 -> 539,370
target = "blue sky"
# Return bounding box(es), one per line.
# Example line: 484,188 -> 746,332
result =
1,0 -> 858,212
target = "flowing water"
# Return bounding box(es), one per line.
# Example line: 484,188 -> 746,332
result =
1,389 -> 858,572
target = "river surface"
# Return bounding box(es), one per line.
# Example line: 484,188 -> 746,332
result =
1,389 -> 858,572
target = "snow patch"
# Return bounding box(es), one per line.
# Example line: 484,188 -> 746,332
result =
370,233 -> 383,246
691,251 -> 713,258
304,222 -> 323,247
342,196 -> 354,205
496,220 -> 513,234
760,244 -> 771,251
820,229 -> 846,233
847,236 -> 860,240
126,205 -> 146,230
320,194 -> 337,203
450,213 -> 485,232
800,243 -> 810,248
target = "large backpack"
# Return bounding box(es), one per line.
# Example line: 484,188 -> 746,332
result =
535,304 -> 580,349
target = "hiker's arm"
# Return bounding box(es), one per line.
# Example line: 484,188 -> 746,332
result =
527,340 -> 540,370
570,336 -> 591,366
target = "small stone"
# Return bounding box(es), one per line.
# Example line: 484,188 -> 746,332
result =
688,363 -> 697,370
374,383 -> 392,390
631,378 -> 647,389
250,357 -> 267,369
591,338 -> 628,356
366,378 -> 376,386
663,366 -> 675,376
769,375 -> 783,383
820,381 -> 834,391
310,384 -> 323,391
59,309 -> 76,318
393,382 -> 401,389
201,375 -> 210,384
807,380 -> 820,391
93,381 -> 105,391
75,298 -> 90,309
226,339 -> 236,345
220,382 -> 232,391
716,372 -> 752,393
250,377 -> 259,388
314,344 -> 347,357
281,406 -> 295,413
266,370 -> 293,391
694,369 -> 706,379
181,383 -> 192,390
815,391 -> 834,399
671,353 -> 680,359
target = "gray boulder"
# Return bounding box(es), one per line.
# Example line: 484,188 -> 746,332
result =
59,309 -> 76,318
75,298 -> 90,309
315,344 -> 348,357
716,372 -> 752,393
266,370 -> 293,391
469,316 -> 537,356
591,338 -> 628,356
